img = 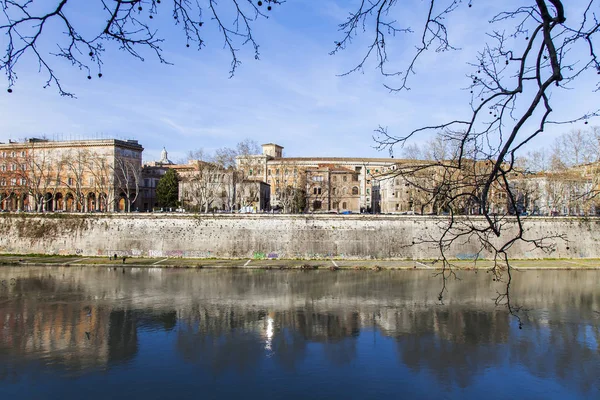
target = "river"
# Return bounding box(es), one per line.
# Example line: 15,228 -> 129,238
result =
0,267 -> 598,399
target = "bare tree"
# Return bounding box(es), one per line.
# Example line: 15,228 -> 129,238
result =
331,0 -> 600,318
551,128 -> 600,170
183,140 -> 261,212
266,161 -> 306,213
401,143 -> 424,160
516,149 -> 550,173
114,157 -> 141,212
62,148 -> 91,211
180,159 -> 224,212
20,145 -> 64,212
0,0 -> 283,96
88,153 -> 115,211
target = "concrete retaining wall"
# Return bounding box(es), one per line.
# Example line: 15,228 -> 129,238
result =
0,213 -> 598,259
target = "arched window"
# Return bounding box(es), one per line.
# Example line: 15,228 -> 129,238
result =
332,187 -> 337,195
352,187 -> 359,195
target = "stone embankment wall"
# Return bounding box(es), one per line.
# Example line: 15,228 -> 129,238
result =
0,214 -> 598,260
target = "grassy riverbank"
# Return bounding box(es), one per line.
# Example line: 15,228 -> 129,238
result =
1,254 -> 599,270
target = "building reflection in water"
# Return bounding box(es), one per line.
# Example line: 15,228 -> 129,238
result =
0,267 -> 598,396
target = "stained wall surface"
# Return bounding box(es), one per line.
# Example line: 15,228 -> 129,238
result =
0,214 -> 597,259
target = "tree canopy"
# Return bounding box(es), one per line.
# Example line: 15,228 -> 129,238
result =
156,168 -> 179,208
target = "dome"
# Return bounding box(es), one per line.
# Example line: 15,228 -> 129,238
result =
158,147 -> 173,165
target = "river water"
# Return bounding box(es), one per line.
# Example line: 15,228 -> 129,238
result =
0,267 -> 598,399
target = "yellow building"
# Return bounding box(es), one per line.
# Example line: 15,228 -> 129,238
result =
0,138 -> 143,212
237,143 -> 401,213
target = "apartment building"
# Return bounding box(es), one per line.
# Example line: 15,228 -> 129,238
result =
0,138 -> 143,212
237,143 -> 400,212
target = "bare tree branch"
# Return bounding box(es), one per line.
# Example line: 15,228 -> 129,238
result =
0,0 -> 283,95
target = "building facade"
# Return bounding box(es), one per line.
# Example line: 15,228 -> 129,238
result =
237,143 -> 400,213
0,138 -> 143,212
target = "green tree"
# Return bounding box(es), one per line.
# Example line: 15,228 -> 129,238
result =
156,169 -> 179,209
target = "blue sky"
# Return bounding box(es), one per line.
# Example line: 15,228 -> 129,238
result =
0,1 -> 597,163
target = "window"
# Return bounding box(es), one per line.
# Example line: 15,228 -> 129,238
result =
332,188 -> 337,195
11,151 -> 15,157
332,176 -> 337,182
352,187 -> 359,195
313,187 -> 322,195
276,169 -> 280,175
367,189 -> 370,195
11,164 -> 16,171
355,166 -> 361,172
0,165 -> 5,171
313,200 -> 322,210
11,178 -> 16,185
343,176 -> 347,182
342,202 -> 347,209
352,175 -> 358,181
285,169 -> 289,176
68,177 -> 74,186
367,169 -> 370,174
0,179 -> 5,186
20,151 -> 25,157
144,179 -> 149,187
249,169 -> 253,176
20,178 -> 26,185
268,169 -> 272,176
312,175 -> 323,182
333,201 -> 339,209
89,177 -> 94,186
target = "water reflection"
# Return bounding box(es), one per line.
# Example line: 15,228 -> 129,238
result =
0,267 -> 598,397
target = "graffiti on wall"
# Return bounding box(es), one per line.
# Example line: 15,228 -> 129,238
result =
456,253 -> 480,260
